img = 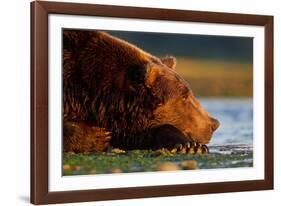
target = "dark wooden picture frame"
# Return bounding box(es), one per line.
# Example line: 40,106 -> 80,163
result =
31,1 -> 274,204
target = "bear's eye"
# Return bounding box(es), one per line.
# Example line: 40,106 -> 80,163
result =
182,94 -> 189,101
181,87 -> 190,100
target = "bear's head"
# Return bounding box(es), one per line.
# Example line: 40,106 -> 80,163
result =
143,56 -> 220,145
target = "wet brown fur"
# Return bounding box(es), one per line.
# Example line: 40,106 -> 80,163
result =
63,30 -> 219,152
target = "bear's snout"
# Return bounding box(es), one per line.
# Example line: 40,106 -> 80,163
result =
210,117 -> 220,132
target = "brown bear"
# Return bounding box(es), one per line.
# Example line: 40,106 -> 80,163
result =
63,30 -> 220,153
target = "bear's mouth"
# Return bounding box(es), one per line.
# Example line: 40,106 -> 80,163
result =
176,142 -> 209,154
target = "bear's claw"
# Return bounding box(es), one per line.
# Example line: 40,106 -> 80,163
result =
176,142 -> 209,154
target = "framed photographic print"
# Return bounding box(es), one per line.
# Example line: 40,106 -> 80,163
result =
30,1 -> 274,204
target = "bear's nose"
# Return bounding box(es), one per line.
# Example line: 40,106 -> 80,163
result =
210,117 -> 220,131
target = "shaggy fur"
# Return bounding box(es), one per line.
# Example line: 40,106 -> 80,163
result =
63,30 -> 219,152
63,30 -> 164,151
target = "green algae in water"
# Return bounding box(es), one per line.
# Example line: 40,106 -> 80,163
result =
62,147 -> 253,176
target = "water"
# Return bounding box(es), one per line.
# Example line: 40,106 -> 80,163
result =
200,98 -> 253,154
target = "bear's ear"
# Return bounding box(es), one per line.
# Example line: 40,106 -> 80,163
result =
145,64 -> 162,88
161,56 -> 177,70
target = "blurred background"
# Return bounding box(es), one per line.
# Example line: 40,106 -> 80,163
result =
107,30 -> 253,98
